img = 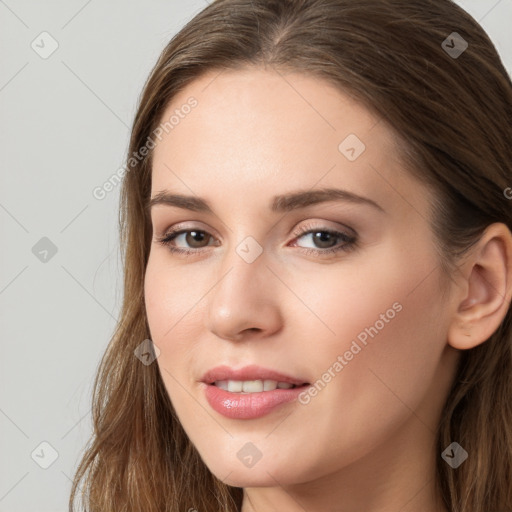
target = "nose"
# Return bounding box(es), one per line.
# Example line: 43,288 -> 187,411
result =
205,245 -> 283,342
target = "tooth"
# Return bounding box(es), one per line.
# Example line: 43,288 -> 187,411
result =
227,380 -> 243,392
215,380 -> 229,391
263,379 -> 278,391
242,380 -> 264,393
213,379 -> 297,393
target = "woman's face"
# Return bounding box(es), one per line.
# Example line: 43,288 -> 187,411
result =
144,67 -> 461,491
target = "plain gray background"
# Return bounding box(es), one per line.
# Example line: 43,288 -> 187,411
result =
1,1 -> 511,510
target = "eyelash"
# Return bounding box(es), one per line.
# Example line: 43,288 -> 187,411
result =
155,221 -> 358,258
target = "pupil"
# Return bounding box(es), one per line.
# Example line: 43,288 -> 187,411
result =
187,231 -> 207,247
314,231 -> 335,248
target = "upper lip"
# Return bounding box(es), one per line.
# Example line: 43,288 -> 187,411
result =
201,364 -> 310,386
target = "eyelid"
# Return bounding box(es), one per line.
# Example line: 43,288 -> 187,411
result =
156,218 -> 354,238
157,221 -> 219,238
291,219 -> 356,239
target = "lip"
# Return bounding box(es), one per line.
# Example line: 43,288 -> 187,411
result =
201,382 -> 311,419
200,364 -> 310,386
200,364 -> 311,419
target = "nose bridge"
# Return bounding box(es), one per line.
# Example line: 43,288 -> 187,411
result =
214,234 -> 268,302
205,233 -> 282,339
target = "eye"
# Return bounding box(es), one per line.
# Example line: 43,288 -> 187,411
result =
155,228 -> 217,255
290,221 -> 357,256
154,222 -> 357,257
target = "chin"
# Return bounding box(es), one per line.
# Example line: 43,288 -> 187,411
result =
203,457 -> 304,488
217,469 -> 285,488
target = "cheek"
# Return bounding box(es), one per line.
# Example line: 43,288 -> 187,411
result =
144,257 -> 201,397
300,244 -> 446,439
144,256 -> 205,344
144,257 -> 206,417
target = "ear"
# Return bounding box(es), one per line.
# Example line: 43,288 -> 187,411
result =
448,223 -> 512,350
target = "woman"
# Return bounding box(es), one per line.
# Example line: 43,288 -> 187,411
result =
70,1 -> 512,511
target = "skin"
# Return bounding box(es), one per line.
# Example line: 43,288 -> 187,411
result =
144,67 -> 512,512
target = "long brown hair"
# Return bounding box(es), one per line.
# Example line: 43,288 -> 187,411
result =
69,1 -> 512,510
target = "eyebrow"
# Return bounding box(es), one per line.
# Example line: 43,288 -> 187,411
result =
147,187 -> 384,214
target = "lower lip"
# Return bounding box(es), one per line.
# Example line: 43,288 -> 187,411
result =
202,383 -> 310,419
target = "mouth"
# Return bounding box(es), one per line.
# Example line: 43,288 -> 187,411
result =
203,378 -> 312,419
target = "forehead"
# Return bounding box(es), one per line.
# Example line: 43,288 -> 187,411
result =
150,67 -> 428,218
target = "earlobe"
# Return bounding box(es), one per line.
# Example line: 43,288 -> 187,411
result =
447,223 -> 512,351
